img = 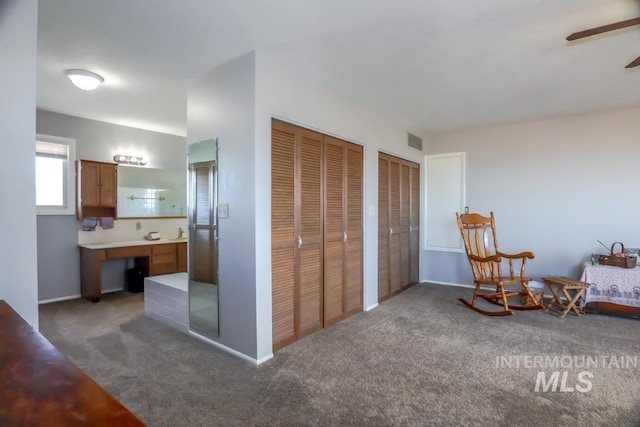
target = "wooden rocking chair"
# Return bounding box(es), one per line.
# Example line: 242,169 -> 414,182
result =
456,212 -> 544,316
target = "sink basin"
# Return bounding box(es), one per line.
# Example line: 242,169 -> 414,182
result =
169,237 -> 187,241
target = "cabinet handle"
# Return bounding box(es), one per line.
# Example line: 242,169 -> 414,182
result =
389,227 -> 393,235
343,232 -> 347,242
297,235 -> 303,248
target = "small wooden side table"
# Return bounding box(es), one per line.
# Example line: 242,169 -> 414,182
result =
541,276 -> 589,318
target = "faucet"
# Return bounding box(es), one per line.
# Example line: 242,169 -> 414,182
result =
178,227 -> 185,238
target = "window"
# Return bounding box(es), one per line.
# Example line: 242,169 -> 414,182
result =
36,134 -> 76,215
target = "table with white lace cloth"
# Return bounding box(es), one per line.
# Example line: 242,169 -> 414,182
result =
580,263 -> 640,308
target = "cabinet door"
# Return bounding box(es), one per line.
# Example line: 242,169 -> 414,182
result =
80,161 -> 101,207
177,242 -> 187,273
150,243 -> 178,276
99,163 -> 117,207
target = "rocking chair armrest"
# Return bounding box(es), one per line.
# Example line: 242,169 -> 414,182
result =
496,251 -> 535,260
468,253 -> 502,263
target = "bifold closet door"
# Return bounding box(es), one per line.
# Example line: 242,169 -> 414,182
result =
378,153 -> 420,303
400,164 -> 411,287
271,120 -> 323,351
344,143 -> 363,316
409,166 -> 420,284
323,138 -> 346,326
272,119 -> 363,351
272,121 -> 297,350
377,156 -> 390,301
297,128 -> 324,339
388,160 -> 402,294
324,137 -> 363,327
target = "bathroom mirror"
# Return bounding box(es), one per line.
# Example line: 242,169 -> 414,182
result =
117,166 -> 187,218
188,138 -> 219,338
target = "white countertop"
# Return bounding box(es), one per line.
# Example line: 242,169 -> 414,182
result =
79,238 -> 187,250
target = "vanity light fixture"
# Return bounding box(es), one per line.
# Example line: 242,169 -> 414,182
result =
66,69 -> 104,91
113,154 -> 147,166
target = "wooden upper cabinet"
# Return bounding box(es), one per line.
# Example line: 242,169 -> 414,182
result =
76,160 -> 118,220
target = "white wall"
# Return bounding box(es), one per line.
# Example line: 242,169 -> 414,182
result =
187,48 -> 425,362
37,110 -> 186,170
187,52 -> 258,358
0,0 -> 39,326
422,107 -> 640,285
254,48 -> 424,361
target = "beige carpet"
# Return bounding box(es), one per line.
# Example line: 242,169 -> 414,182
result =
39,283 -> 640,426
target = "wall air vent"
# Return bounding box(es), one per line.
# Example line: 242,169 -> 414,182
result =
407,132 -> 423,151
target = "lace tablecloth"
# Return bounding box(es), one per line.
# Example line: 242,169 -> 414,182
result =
580,263 -> 640,308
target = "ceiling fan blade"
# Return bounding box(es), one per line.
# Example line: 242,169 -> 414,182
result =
625,56 -> 640,68
567,17 -> 640,41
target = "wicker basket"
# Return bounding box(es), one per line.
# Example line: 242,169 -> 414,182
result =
521,290 -> 544,307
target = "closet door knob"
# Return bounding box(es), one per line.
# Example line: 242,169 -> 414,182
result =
297,235 -> 303,248
389,227 -> 393,235
343,232 -> 347,242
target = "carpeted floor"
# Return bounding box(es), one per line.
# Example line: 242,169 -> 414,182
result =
39,283 -> 640,426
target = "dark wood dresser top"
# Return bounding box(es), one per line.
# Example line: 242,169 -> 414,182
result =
0,300 -> 145,426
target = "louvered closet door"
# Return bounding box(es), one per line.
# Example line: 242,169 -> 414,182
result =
272,119 -> 362,350
409,166 -> 420,284
324,137 -> 363,325
271,121 -> 297,350
400,164 -> 411,288
388,160 -> 402,294
323,138 -> 346,326
378,156 -> 390,301
344,143 -> 363,316
297,128 -> 324,339
378,153 -> 420,302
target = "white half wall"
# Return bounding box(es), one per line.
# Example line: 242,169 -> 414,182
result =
422,107 -> 640,285
0,0 -> 39,327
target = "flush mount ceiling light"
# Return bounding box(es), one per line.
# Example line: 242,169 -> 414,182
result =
66,69 -> 104,91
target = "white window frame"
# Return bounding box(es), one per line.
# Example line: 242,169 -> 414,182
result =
36,134 -> 76,216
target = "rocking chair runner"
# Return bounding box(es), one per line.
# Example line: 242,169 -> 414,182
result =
456,212 -> 544,316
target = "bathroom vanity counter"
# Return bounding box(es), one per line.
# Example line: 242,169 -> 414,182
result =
80,238 -> 187,250
79,239 -> 187,302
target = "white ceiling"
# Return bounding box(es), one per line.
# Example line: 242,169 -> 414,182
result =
37,0 -> 640,137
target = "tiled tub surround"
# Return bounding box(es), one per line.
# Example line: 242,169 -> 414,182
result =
144,273 -> 189,332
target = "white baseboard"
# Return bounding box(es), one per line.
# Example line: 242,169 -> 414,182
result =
38,294 -> 81,304
422,280 -> 551,298
189,330 -> 273,366
364,302 -> 379,312
423,280 -> 475,289
102,287 -> 125,294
